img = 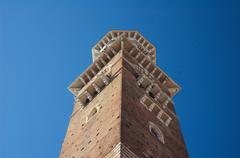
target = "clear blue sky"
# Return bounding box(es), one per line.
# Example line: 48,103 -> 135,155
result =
0,0 -> 240,158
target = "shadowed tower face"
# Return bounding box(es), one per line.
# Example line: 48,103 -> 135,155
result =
59,31 -> 188,158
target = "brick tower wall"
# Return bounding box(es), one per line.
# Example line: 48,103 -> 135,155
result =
59,54 -> 124,158
121,57 -> 188,157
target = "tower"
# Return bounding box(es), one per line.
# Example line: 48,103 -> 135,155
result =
59,31 -> 188,158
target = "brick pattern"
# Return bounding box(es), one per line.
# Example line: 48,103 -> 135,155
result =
59,57 -> 123,158
121,67 -> 188,157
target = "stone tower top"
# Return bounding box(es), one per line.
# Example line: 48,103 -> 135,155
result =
68,30 -> 181,109
92,30 -> 156,63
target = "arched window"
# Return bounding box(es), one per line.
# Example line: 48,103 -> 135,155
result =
87,107 -> 98,121
148,121 -> 165,144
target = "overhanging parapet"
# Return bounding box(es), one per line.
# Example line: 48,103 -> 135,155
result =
92,30 -> 156,63
68,38 -> 122,96
69,35 -> 180,100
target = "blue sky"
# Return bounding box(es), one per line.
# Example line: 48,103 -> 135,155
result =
0,0 -> 240,158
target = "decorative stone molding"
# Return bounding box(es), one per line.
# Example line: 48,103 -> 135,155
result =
140,95 -> 156,112
86,104 -> 101,122
157,109 -> 172,127
148,121 -> 165,144
140,95 -> 173,127
137,75 -> 172,109
105,142 -> 139,158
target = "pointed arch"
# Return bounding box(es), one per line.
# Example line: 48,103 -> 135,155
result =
148,121 -> 165,144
